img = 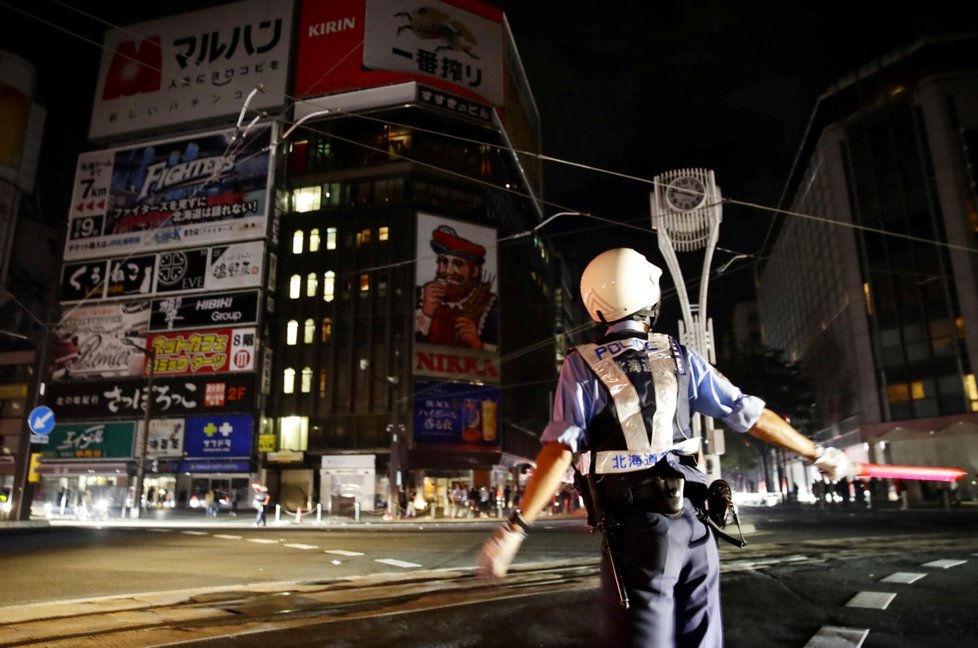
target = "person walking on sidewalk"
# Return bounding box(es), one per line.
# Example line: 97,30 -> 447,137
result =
252,483 -> 270,527
476,247 -> 855,647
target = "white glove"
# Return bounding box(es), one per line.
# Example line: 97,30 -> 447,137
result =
476,522 -> 526,582
812,446 -> 856,482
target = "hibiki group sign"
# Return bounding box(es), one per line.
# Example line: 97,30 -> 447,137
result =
64,125 -> 273,261
147,327 -> 257,376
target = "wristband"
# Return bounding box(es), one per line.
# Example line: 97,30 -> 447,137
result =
506,509 -> 531,534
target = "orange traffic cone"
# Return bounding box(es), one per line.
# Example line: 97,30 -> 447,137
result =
296,507 -> 303,524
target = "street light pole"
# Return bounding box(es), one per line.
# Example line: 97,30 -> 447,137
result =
130,345 -> 155,519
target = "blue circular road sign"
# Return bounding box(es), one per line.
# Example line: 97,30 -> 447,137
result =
29,406 -> 56,435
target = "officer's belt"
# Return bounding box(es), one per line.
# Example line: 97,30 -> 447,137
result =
601,474 -> 686,518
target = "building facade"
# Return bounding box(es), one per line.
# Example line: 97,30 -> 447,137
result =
26,0 -> 564,519
757,34 -> 978,502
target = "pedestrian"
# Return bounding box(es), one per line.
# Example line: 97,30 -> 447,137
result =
476,248 -> 855,647
252,483 -> 270,527
204,488 -> 216,517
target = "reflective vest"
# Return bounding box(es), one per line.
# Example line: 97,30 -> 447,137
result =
574,332 -> 703,484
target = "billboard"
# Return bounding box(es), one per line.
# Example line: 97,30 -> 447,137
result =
147,327 -> 257,376
53,301 -> 150,381
61,240 -> 266,303
64,125 -> 274,261
90,0 -> 294,139
412,380 -> 499,448
295,0 -> 503,106
184,414 -> 253,459
42,421 -> 137,460
413,212 -> 499,383
149,290 -> 260,332
47,373 -> 256,419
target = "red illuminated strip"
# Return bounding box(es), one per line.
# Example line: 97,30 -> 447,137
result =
856,464 -> 967,482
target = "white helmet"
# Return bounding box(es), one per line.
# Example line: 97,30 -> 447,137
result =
580,248 -> 663,323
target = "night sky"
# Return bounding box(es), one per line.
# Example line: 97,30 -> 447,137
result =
3,0 -> 978,343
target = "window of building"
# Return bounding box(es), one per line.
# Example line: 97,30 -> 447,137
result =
326,227 -> 337,250
378,225 -> 389,241
286,320 -> 298,345
301,367 -> 313,393
323,271 -> 336,302
279,416 -> 308,451
319,368 -> 328,396
283,368 -> 295,394
321,317 -> 333,343
303,318 -> 315,344
324,182 -> 342,207
306,272 -> 318,297
965,374 -> 978,412
289,274 -> 301,299
360,273 -> 370,295
356,228 -> 372,246
309,228 -> 320,252
292,186 -> 321,213
292,230 -> 303,254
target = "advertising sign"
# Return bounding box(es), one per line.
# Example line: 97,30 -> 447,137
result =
147,418 -> 185,458
295,0 -> 503,107
90,0 -> 293,139
148,327 -> 256,376
413,213 -> 499,383
42,421 -> 137,460
53,301 -> 150,380
65,125 -> 273,261
184,414 -> 253,458
61,241 -> 265,303
412,380 -> 499,447
47,373 -> 256,418
150,290 -> 259,332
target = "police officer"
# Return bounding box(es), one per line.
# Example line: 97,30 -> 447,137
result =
476,248 -> 854,647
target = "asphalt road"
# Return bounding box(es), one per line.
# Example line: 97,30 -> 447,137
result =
1,506 -> 976,647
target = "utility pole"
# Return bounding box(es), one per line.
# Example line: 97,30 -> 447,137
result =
650,168 -> 725,482
128,343 -> 155,519
386,336 -> 402,519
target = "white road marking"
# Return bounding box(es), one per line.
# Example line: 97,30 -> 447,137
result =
845,591 -> 896,610
881,572 -> 926,584
324,549 -> 364,557
374,558 -> 422,569
247,538 -> 279,544
804,626 -> 869,647
921,559 -> 966,569
213,534 -> 243,540
146,529 -> 172,533
284,543 -> 320,550
330,560 -> 342,565
181,531 -> 208,536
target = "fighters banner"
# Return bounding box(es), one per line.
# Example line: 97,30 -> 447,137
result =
146,327 -> 257,376
149,290 -> 260,332
64,124 -> 274,261
46,373 -> 256,419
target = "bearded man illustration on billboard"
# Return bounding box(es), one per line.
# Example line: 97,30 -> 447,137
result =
415,222 -> 498,352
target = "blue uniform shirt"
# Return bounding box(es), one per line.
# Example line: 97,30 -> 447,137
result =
541,321 -> 765,454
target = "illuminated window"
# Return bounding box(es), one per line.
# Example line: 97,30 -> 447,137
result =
887,383 -> 910,402
862,283 -> 873,316
910,381 -> 926,400
279,416 -> 308,451
321,317 -> 333,342
292,230 -> 303,254
309,228 -> 320,252
306,272 -> 318,297
378,226 -> 389,241
356,228 -> 372,246
286,320 -> 298,345
301,367 -> 313,393
283,368 -> 295,394
319,369 -> 327,396
956,317 -> 965,337
360,273 -> 370,294
326,227 -> 337,250
323,271 -> 336,302
304,318 -> 315,344
289,274 -> 301,299
292,186 -> 321,213
965,374 -> 978,412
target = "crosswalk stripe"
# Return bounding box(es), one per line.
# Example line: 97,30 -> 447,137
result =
213,534 -> 242,540
374,558 -> 422,569
845,592 -> 895,610
247,538 -> 279,544
325,549 -> 364,557
284,543 -> 319,550
921,559 -> 966,569
180,531 -> 208,536
880,572 -> 926,584
804,626 -> 869,647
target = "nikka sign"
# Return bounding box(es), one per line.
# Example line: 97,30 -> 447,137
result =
413,342 -> 499,383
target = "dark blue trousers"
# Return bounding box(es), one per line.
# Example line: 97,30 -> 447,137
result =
600,499 -> 721,647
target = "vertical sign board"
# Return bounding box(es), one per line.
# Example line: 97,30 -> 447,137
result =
90,0 -> 293,139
